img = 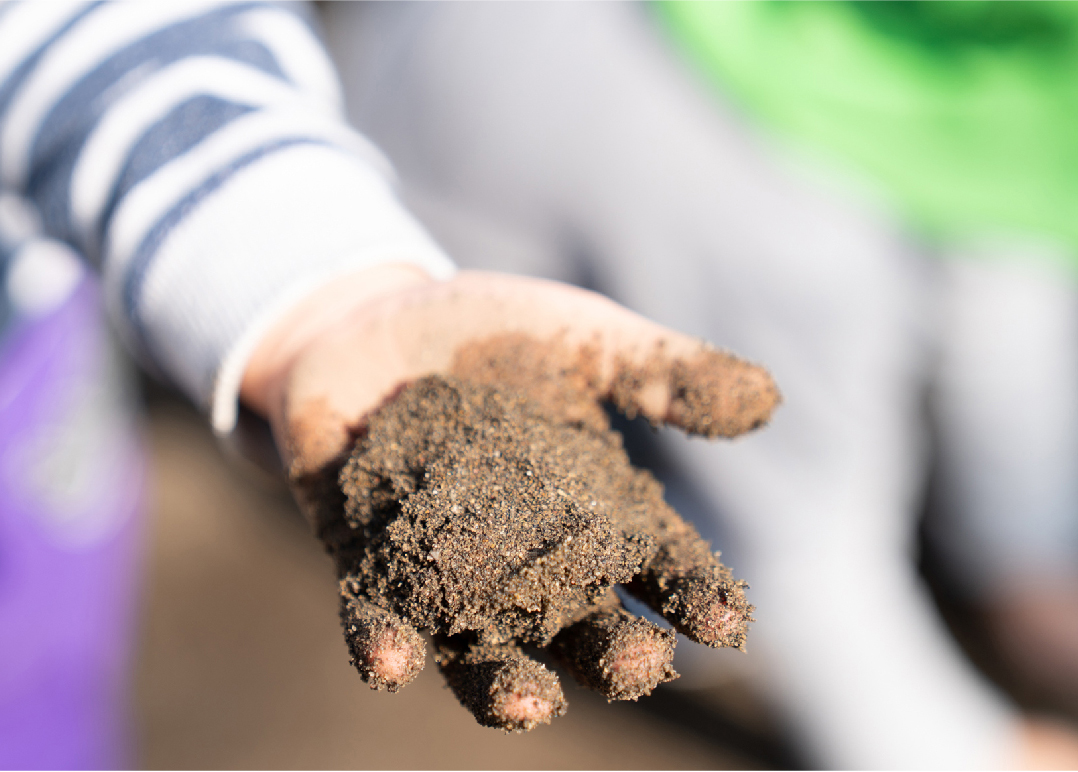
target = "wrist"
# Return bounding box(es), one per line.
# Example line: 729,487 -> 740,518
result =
239,262 -> 435,426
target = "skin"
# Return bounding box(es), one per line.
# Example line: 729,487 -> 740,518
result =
242,263 -> 773,726
987,581 -> 1078,713
1016,718 -> 1078,771
240,264 -> 1078,757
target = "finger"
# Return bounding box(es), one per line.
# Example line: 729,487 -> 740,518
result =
435,636 -> 567,732
452,326 -> 779,440
636,569 -> 753,650
441,275 -> 780,436
606,345 -> 781,439
282,272 -> 780,477
340,580 -> 426,692
550,592 -> 678,701
626,509 -> 754,650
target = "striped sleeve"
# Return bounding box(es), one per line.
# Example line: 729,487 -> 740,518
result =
0,1 -> 456,433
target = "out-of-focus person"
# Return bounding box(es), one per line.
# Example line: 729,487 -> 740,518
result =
324,2 -> 1078,767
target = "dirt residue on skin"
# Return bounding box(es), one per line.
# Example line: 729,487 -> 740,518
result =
435,638 -> 567,732
450,333 -> 608,430
611,351 -> 780,438
340,583 -> 427,691
454,332 -> 781,438
551,591 -> 678,701
319,333 -> 773,726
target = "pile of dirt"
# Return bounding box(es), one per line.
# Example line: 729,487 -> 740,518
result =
337,374 -> 660,645
334,366 -> 754,643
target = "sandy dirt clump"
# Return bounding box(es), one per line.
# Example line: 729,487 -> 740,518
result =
302,334 -> 778,731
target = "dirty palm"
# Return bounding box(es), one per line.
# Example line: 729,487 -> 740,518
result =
297,321 -> 779,732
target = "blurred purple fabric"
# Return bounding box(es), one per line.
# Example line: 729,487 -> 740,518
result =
0,279 -> 145,770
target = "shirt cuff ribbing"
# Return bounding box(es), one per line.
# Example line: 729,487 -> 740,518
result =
108,142 -> 456,436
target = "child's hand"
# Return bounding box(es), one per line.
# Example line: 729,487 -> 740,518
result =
240,266 -> 779,730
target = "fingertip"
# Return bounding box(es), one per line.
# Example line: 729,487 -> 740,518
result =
436,639 -> 567,732
490,660 -> 568,732
357,626 -> 427,691
599,631 -> 679,700
663,579 -> 754,649
666,352 -> 781,438
499,693 -> 559,727
604,636 -> 679,686
340,590 -> 426,691
552,605 -> 679,701
606,346 -> 780,438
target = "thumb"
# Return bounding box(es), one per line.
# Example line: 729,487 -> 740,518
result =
281,271 -> 779,477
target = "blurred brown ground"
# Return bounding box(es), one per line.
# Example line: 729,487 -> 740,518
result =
131,400 -> 772,769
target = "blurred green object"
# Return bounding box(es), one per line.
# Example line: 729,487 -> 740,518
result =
657,1 -> 1078,255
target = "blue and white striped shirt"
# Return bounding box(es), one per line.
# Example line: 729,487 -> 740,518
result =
0,1 -> 454,432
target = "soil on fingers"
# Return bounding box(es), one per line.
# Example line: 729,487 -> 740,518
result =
324,334 -> 767,726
